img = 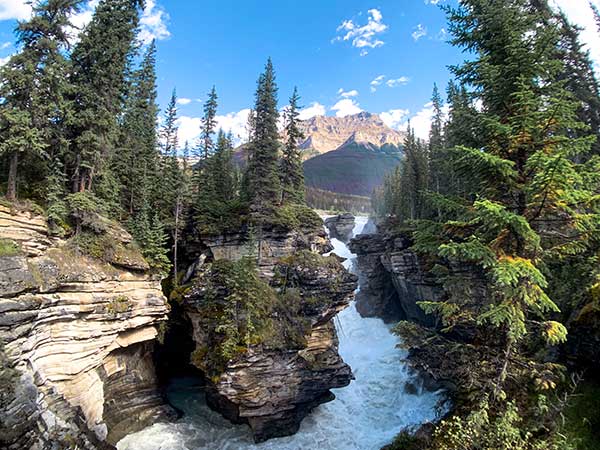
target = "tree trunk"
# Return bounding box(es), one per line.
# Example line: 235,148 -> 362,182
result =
6,152 -> 18,201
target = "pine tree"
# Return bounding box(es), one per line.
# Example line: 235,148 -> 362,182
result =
400,124 -> 429,221
0,0 -> 83,202
428,84 -> 446,216
69,0 -> 143,194
244,58 -> 281,219
280,87 -> 306,204
115,40 -> 159,216
198,86 -> 218,159
404,3 -> 599,447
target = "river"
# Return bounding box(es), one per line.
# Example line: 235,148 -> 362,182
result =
117,217 -> 444,450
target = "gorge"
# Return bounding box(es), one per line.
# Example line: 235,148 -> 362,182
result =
117,217 -> 445,450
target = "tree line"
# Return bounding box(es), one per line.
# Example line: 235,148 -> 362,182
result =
0,0 -> 309,282
377,1 -> 600,449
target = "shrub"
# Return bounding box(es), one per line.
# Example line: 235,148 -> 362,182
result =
0,239 -> 21,257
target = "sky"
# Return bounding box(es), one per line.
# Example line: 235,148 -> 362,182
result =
0,0 -> 599,145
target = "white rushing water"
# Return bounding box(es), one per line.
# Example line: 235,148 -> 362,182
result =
118,217 -> 444,450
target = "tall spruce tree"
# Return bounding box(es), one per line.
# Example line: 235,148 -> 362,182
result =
198,86 -> 218,160
428,84 -> 446,216
69,0 -> 143,194
244,58 -> 281,218
115,40 -> 159,216
401,1 -> 599,447
280,87 -> 306,204
0,0 -> 83,202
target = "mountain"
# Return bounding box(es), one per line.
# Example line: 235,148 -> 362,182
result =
300,113 -> 406,197
298,112 -> 406,159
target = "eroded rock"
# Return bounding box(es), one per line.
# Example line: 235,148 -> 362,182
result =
0,206 -> 175,449
181,249 -> 357,442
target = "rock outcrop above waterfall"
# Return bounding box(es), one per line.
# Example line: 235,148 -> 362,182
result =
349,221 -> 440,325
324,214 -> 355,243
180,246 -> 357,442
0,204 -> 175,449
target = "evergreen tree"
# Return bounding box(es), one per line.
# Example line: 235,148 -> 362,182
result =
198,86 -> 218,159
0,0 -> 83,202
428,84 -> 446,216
115,40 -> 159,216
280,87 -> 306,204
400,124 -> 429,221
69,0 -> 143,194
402,2 -> 599,447
244,58 -> 281,219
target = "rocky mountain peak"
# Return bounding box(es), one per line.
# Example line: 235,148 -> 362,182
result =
298,112 -> 406,157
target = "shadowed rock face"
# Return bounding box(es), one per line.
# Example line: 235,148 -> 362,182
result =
324,214 -> 356,243
0,205 -> 175,449
349,225 -> 440,326
181,235 -> 358,442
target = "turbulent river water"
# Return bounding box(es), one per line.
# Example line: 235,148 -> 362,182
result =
118,217 -> 444,450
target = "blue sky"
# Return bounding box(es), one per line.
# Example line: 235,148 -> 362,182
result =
0,0 -> 599,143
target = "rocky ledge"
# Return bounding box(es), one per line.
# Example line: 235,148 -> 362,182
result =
349,221 -> 440,325
181,249 -> 357,442
199,224 -> 333,279
0,205 -> 175,449
324,214 -> 355,243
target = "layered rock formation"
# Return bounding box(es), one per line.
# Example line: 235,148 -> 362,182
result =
200,223 -> 332,279
0,205 -> 175,449
349,223 -> 440,326
179,228 -> 358,442
324,214 -> 355,243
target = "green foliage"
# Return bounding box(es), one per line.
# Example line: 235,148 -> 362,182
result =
268,202 -> 322,231
190,258 -> 286,376
280,87 -> 306,204
0,238 -> 21,257
244,58 -> 282,217
69,0 -> 143,191
432,398 -> 574,450
129,206 -> 171,273
562,380 -> 600,450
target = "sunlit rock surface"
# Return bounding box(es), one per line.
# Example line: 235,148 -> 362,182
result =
0,205 -> 175,449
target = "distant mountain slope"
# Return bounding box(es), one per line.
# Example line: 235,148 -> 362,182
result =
299,112 -> 405,196
303,141 -> 403,197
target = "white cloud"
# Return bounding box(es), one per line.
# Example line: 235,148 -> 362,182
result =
139,0 -> 170,44
298,102 -> 326,120
551,0 -> 600,73
370,74 -> 385,92
0,41 -> 10,49
3,0 -> 170,45
380,109 -> 410,129
177,109 -> 251,148
338,88 -> 359,98
0,0 -> 31,21
0,55 -> 10,66
382,102 -> 450,141
386,77 -> 410,87
177,98 -> 192,105
331,99 -> 363,117
412,24 -> 427,41
333,8 -> 388,56
425,0 -> 443,4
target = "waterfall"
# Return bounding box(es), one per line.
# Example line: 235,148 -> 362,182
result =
118,217 -> 444,450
